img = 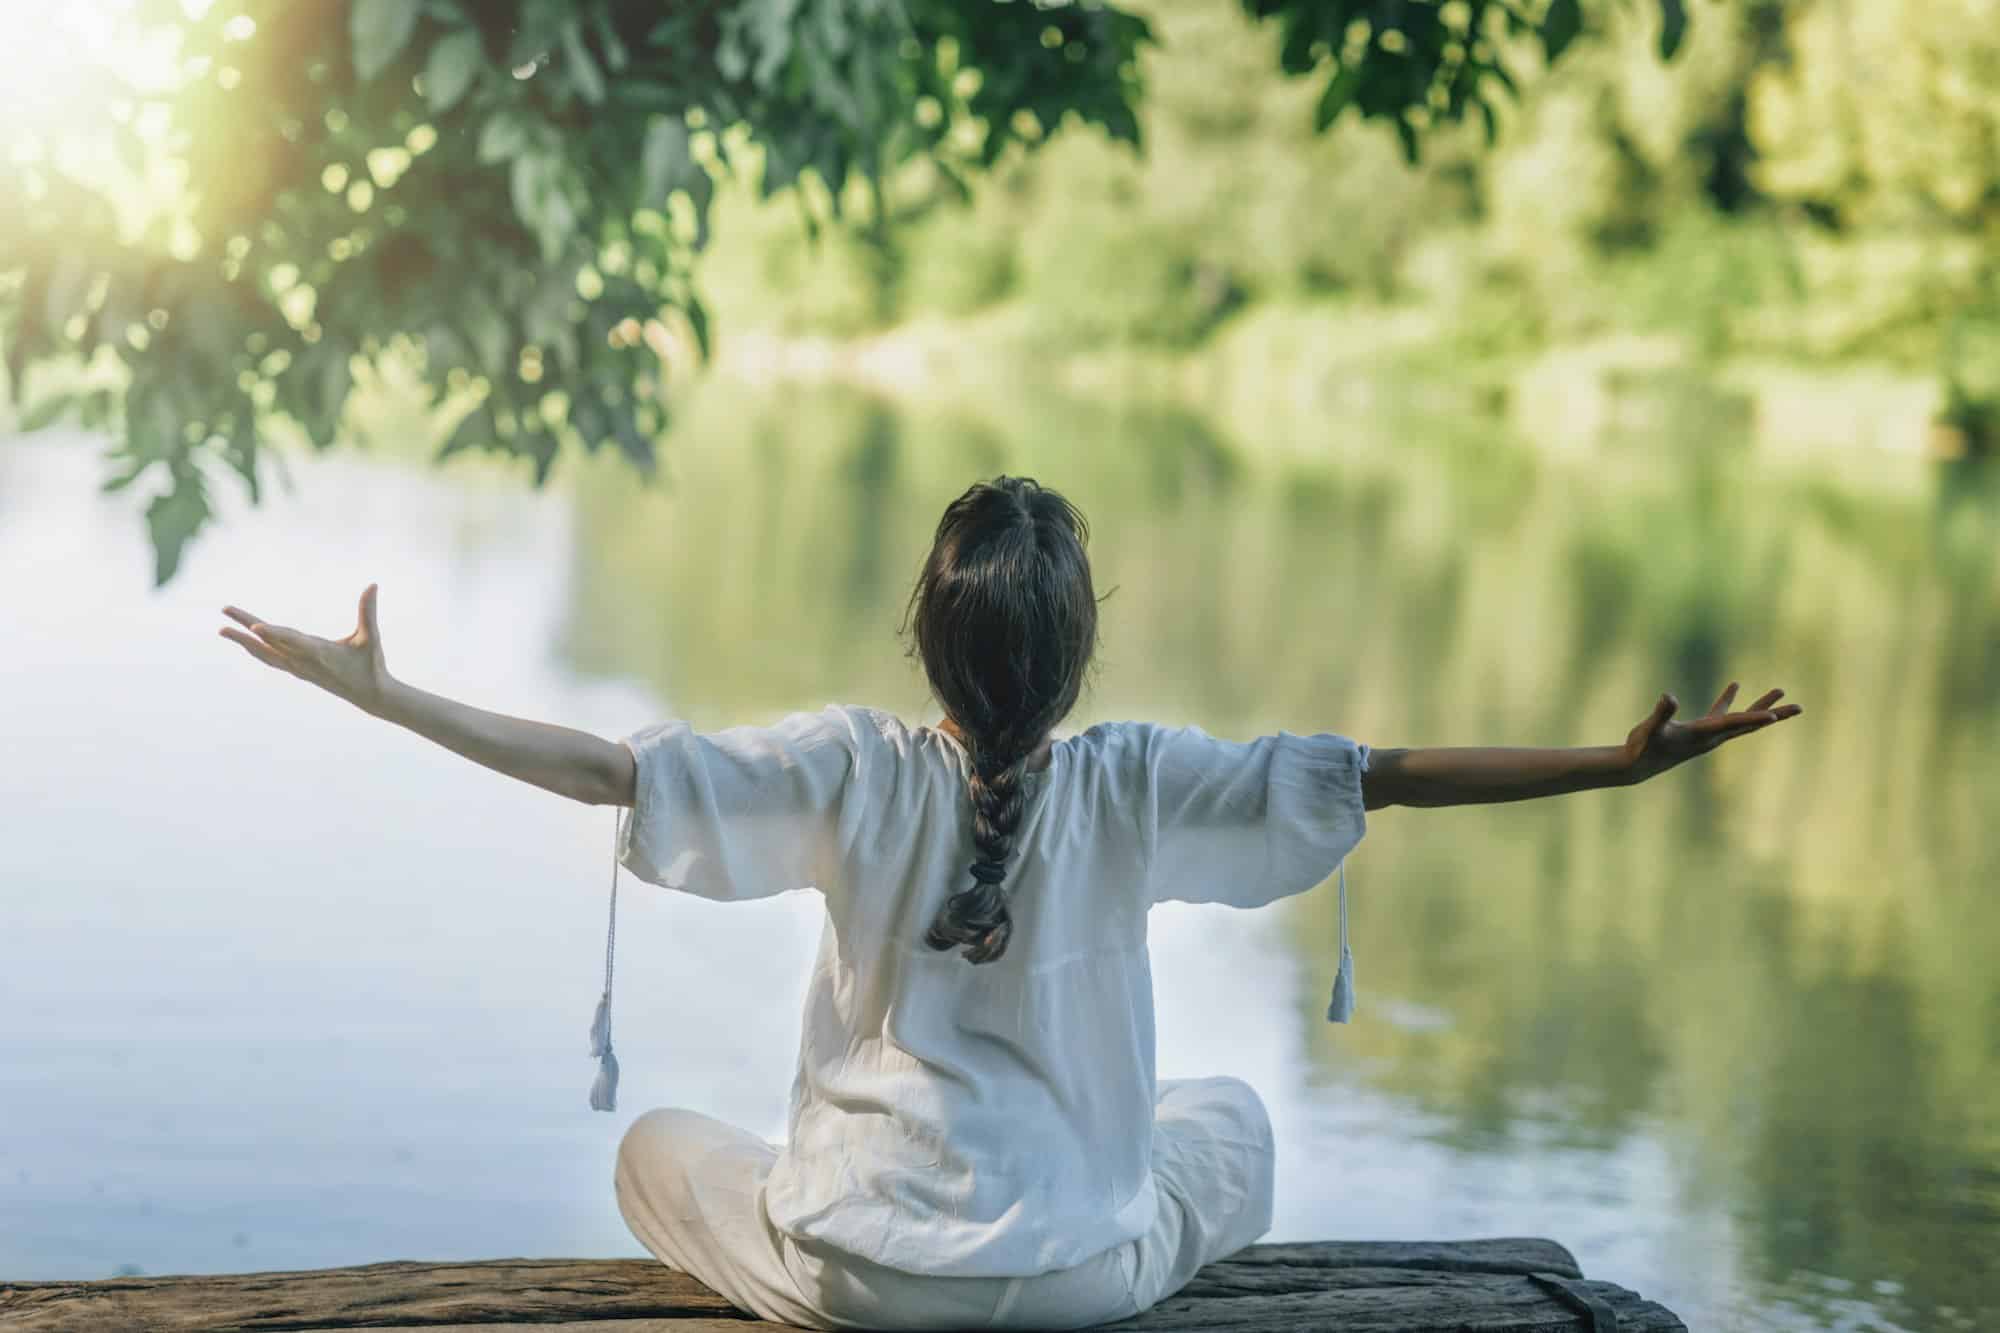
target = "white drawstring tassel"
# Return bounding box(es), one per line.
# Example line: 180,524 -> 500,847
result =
589,990 -> 612,1054
590,1058 -> 619,1113
1326,861 -> 1356,1024
1326,947 -> 1355,1023
589,989 -> 619,1111
589,811 -> 621,1112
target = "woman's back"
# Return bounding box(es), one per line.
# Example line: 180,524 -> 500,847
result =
214,470 -> 1794,1328
616,703 -> 1371,1279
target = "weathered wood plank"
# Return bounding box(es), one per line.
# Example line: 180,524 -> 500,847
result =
1111,1275 -> 1684,1331
1177,1262 -> 1569,1300
0,1240 -> 1683,1333
288,1325 -> 776,1333
0,1260 -> 743,1332
1223,1239 -> 1583,1278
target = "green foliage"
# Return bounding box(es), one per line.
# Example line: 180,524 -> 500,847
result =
895,203 -> 1020,318
1024,210 -> 1243,347
1239,0 -> 1693,161
1,0 -> 1153,581
1741,0 -> 2000,374
1,0 -> 1670,582
794,0 -> 1996,408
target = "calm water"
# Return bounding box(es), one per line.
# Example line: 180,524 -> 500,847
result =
4,381 -> 1997,1331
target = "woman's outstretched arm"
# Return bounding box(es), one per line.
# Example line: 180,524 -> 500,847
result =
218,584 -> 637,807
1361,683 -> 1803,810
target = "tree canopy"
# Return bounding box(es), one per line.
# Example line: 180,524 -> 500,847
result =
1,0 -> 1688,581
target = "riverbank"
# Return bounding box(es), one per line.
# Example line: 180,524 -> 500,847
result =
705,300 -> 1968,497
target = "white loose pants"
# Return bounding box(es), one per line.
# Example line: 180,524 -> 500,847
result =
613,1076 -> 1276,1331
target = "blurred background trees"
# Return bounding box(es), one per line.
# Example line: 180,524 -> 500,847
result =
744,0 -> 1998,386
2,0 -> 1683,580
6,0 -> 1996,580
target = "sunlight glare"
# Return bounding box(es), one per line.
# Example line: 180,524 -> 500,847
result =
0,1 -> 183,145
1,4 -> 122,125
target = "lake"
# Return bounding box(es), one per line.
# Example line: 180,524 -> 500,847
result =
3,377 -> 1996,1331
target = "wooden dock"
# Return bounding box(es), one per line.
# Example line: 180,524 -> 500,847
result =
1,1238 -> 1685,1331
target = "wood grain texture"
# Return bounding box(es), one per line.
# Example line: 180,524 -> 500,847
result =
1114,1275 -> 1685,1331
1218,1239 -> 1583,1278
0,1239 -> 1685,1332
0,1261 -> 744,1332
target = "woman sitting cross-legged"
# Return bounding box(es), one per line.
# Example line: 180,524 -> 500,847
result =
217,475 -> 1801,1330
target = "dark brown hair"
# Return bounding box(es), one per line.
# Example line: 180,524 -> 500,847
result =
902,477 -> 1099,964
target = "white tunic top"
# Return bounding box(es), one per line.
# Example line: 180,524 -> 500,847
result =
615,705 -> 1371,1279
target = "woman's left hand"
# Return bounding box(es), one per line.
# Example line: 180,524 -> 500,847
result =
1621,682 -> 1803,783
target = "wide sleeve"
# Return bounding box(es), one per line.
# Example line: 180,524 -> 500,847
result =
1129,722 -> 1370,908
615,705 -> 862,902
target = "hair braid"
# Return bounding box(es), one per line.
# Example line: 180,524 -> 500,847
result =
905,476 -> 1100,966
926,736 -> 1034,963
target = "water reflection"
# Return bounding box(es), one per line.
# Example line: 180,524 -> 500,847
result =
3,379 -> 1996,1330
559,380 -> 2000,1329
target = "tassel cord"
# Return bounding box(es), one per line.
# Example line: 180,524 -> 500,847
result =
588,808 -> 621,1112
1338,860 -> 1347,962
601,809 -> 619,1016
1327,860 -> 1356,1024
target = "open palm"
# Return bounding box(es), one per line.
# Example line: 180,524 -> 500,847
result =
218,584 -> 391,713
1623,681 -> 1802,782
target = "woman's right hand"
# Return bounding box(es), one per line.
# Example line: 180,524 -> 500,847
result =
219,583 -> 394,715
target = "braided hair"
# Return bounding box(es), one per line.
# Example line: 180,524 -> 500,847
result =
902,477 -> 1099,964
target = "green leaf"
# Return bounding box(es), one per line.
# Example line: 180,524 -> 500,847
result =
142,385 -> 179,456
466,304 -> 511,374
478,112 -> 530,163
19,392 -> 76,432
640,117 -> 691,207
610,401 -> 654,469
226,418 -> 261,504
763,138 -> 805,199
1395,117 -> 1421,165
5,289 -> 40,391
933,158 -> 972,204
1541,0 -> 1583,62
101,457 -> 155,493
592,8 -> 629,71
44,251 -> 91,330
812,0 -> 850,58
438,402 -> 494,460
745,0 -> 803,88
511,154 -> 577,262
1658,0 -> 1688,60
351,0 -> 419,81
145,471 -> 212,585
425,29 -> 483,113
685,295 -> 711,360
511,153 -> 551,236
1277,13 -> 1318,75
527,425 -> 559,486
525,266 -> 581,368
716,26 -> 749,82
561,20 -> 606,105
310,342 -> 355,447
1313,63 -> 1362,133
76,388 -> 116,430
685,166 -> 715,248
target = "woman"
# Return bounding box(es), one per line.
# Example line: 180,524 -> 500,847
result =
218,475 -> 1801,1329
